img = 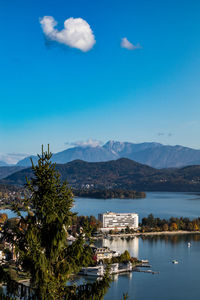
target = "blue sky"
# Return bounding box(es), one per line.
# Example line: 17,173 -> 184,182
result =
0,0 -> 200,162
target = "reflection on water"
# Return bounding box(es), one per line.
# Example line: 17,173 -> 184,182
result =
96,234 -> 200,261
59,233 -> 200,299
100,234 -> 200,300
97,237 -> 139,258
112,272 -> 133,282
140,233 -> 200,245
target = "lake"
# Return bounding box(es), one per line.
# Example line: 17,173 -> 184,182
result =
2,192 -> 200,220
73,191 -> 200,220
96,234 -> 200,300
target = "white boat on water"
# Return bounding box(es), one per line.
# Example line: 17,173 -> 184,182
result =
188,242 -> 191,247
172,260 -> 178,264
141,259 -> 149,263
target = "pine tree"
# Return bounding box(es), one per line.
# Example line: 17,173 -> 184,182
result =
0,146 -> 110,299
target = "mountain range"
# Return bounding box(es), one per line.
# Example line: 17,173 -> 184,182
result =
15,141 -> 200,169
2,158 -> 200,192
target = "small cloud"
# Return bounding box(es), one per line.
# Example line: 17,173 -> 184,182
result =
157,132 -> 173,137
121,37 -> 142,50
158,132 -> 165,136
40,16 -> 96,52
66,139 -> 102,148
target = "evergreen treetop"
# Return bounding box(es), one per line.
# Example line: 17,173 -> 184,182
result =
0,146 -> 110,299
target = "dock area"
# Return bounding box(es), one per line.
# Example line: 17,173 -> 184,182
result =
80,260 -> 159,277
134,268 -> 160,274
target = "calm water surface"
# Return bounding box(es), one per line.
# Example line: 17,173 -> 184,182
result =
74,192 -> 200,219
2,192 -> 200,220
96,234 -> 200,300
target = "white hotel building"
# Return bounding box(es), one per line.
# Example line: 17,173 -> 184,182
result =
98,212 -> 139,232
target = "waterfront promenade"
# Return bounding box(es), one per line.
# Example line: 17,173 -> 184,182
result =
104,230 -> 200,238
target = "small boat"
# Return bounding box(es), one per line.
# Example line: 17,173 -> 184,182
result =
187,242 -> 191,247
172,260 -> 178,264
141,259 -> 149,263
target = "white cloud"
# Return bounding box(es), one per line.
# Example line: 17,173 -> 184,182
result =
157,132 -> 173,137
40,16 -> 96,52
66,139 -> 102,148
121,37 -> 142,50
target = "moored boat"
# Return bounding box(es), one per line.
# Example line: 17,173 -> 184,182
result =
172,260 -> 178,264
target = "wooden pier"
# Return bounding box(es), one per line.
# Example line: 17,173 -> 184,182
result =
134,268 -> 160,274
136,264 -> 152,268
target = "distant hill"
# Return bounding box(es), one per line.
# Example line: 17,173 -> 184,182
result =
3,158 -> 200,192
0,166 -> 25,180
16,141 -> 200,169
0,161 -> 8,167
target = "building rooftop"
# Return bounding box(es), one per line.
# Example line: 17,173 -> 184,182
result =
102,212 -> 138,215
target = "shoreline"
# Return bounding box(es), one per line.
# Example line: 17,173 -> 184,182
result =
106,230 -> 200,238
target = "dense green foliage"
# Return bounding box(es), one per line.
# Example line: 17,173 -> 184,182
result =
118,250 -> 131,263
103,250 -> 138,266
141,214 -> 200,232
0,147 -> 110,299
70,215 -> 101,236
74,189 -> 145,199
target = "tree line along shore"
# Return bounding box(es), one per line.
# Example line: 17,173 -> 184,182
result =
73,189 -> 146,199
1,213 -> 200,239
0,185 -> 146,210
